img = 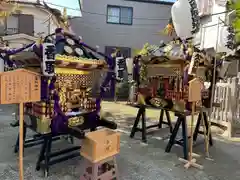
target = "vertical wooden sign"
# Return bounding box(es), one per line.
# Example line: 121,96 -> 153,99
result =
0,69 -> 41,180
0,69 -> 40,104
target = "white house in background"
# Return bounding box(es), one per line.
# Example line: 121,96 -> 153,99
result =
194,0 -> 228,54
0,1 -> 63,49
194,0 -> 238,76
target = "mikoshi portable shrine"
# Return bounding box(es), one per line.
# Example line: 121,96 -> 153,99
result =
128,38 -> 230,169
0,26 -> 121,178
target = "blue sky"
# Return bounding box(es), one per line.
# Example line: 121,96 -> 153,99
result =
45,0 -> 81,16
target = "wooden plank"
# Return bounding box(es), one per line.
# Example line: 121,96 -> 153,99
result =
210,119 -> 228,131
0,69 -> 40,104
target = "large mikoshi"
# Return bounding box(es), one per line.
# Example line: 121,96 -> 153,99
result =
4,28 -> 116,135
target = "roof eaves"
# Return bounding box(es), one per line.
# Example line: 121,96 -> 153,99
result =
9,0 -> 42,7
9,1 -> 62,27
124,0 -> 174,6
8,1 -> 61,16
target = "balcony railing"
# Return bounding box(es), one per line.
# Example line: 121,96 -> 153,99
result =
6,28 -> 19,35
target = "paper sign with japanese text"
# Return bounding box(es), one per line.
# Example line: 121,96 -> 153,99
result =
0,69 -> 40,104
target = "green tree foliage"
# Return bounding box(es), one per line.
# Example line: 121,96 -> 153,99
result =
227,0 -> 240,44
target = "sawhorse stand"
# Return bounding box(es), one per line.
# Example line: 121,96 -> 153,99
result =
165,111 -> 213,160
165,113 -> 189,160
193,111 -> 213,146
130,105 -> 173,143
35,128 -> 85,177
13,124 -> 61,154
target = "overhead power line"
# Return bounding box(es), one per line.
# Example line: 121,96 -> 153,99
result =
43,1 -> 240,21
42,1 -> 171,21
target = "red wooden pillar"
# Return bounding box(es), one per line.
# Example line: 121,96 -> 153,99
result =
164,78 -> 169,97
151,78 -> 158,97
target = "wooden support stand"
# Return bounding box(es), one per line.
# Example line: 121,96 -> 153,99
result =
80,156 -> 119,180
179,156 -> 203,169
80,128 -> 120,180
179,78 -> 203,170
193,110 -> 213,146
178,103 -> 203,170
130,105 -> 172,143
165,113 -> 188,160
200,108 -> 214,161
19,103 -> 24,180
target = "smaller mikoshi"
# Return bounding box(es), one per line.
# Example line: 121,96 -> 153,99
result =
129,38 -> 231,169
130,40 -> 211,111
131,40 -> 230,109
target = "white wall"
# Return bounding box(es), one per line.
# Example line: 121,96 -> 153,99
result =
70,0 -> 173,54
194,2 -> 238,76
2,4 -> 59,50
194,2 -> 227,52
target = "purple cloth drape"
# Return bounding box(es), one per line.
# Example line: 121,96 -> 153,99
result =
48,76 -> 69,134
183,67 -> 189,85
51,92 -> 68,134
7,43 -> 35,55
80,42 -> 115,115
41,77 -> 48,100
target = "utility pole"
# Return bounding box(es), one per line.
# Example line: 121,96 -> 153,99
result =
48,15 -> 51,34
43,14 -> 52,34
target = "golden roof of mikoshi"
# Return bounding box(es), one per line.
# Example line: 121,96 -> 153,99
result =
55,55 -> 106,65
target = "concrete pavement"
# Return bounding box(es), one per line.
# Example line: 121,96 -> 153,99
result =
0,103 -> 240,180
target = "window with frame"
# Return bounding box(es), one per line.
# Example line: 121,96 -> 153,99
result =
5,14 -> 34,35
6,15 -> 19,35
107,5 -> 133,25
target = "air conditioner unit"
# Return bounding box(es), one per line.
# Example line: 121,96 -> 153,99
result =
226,10 -> 236,25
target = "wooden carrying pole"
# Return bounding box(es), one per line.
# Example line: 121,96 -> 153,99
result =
179,102 -> 203,169
19,102 -> 24,180
189,103 -> 197,165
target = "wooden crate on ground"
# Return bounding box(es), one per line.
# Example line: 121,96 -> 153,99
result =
80,128 -> 120,163
80,128 -> 120,180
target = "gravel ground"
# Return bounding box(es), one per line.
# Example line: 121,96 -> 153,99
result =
0,103 -> 240,180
